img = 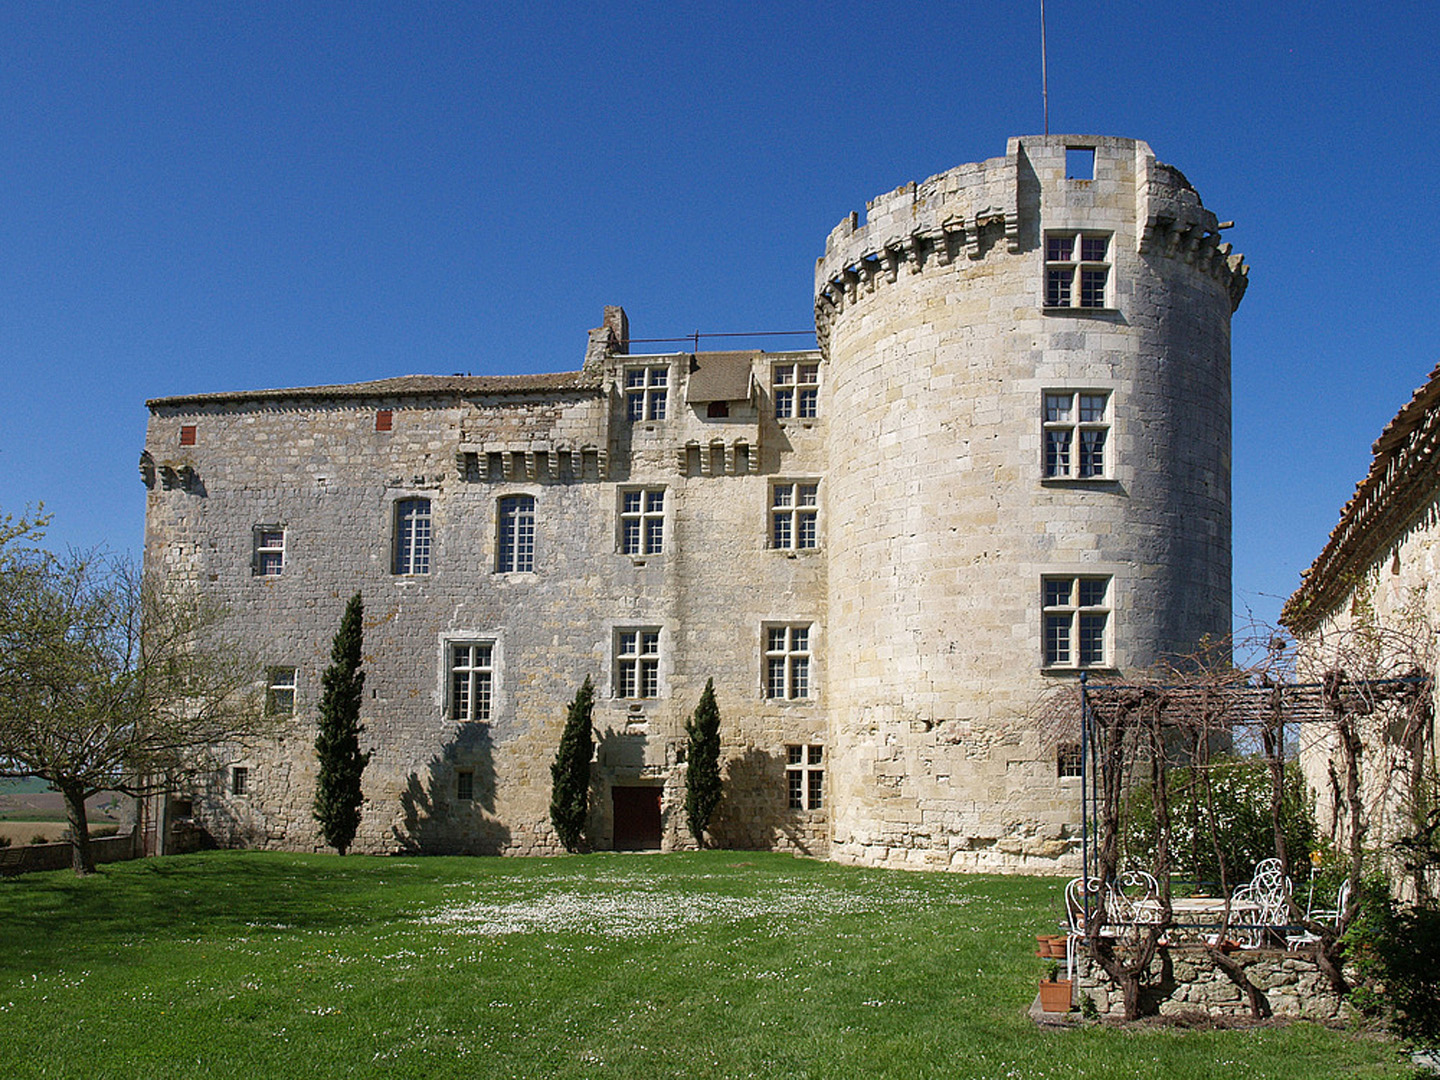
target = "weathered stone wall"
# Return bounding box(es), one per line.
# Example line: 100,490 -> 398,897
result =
814,135 -> 1240,872
1292,491 -> 1440,861
142,134 -> 1242,872
1073,946 -> 1350,1021
144,351 -> 828,857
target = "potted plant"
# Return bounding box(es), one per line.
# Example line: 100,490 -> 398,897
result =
1038,960 -> 1073,1013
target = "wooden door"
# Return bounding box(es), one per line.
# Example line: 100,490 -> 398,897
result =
611,786 -> 662,850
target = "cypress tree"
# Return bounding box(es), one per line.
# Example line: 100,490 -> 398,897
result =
549,675 -> 594,853
313,592 -> 370,855
684,677 -> 722,846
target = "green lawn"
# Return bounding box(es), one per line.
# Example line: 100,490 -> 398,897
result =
0,851 -> 1411,1079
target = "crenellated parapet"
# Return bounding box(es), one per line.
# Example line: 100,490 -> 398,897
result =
1137,159 -> 1249,312
814,136 -> 1249,354
813,146 -> 1022,356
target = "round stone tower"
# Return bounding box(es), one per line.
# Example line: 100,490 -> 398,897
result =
813,135 -> 1247,871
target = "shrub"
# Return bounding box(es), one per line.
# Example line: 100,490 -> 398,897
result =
549,676 -> 594,853
684,678 -> 722,845
1120,755 -> 1317,887
313,593 -> 370,856
1346,877 -> 1440,1053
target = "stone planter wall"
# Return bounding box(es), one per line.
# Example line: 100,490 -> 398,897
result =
1072,944 -> 1350,1021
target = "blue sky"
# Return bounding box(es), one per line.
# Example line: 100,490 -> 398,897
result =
2,2 -> 1436,635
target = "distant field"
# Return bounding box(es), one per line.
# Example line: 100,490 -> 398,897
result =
0,850 -> 1412,1080
0,777 -> 125,827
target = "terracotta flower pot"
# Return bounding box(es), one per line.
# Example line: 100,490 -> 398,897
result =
1038,978 -> 1073,1013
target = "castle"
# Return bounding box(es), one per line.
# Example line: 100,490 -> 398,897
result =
141,135 -> 1247,871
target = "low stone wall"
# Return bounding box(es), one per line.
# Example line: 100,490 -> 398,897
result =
3,831 -> 140,875
1073,944 -> 1350,1021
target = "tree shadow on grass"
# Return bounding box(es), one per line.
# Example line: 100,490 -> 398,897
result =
0,851 -> 408,968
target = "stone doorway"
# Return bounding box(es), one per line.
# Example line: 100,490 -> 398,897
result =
611,786 -> 662,850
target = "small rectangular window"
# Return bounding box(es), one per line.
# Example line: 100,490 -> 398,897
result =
616,628 -> 661,699
266,667 -> 297,716
1042,576 -> 1112,669
456,770 -> 475,802
785,744 -> 823,810
179,425 -> 197,446
1057,743 -> 1084,778
771,482 -> 819,550
1043,231 -> 1111,310
774,362 -> 821,420
254,527 -> 285,576
1042,391 -> 1111,479
765,624 -> 813,700
497,495 -> 535,573
620,489 -> 665,556
625,366 -> 669,422
375,409 -> 393,432
231,766 -> 249,796
450,642 -> 494,723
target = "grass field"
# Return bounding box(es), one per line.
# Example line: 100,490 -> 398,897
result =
0,851 -> 1413,1079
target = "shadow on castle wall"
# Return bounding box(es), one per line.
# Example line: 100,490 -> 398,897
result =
392,723 -> 511,855
709,746 -> 823,855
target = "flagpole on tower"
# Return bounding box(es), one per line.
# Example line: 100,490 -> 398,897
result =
1040,0 -> 1050,136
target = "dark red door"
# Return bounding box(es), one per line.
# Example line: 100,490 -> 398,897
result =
612,786 -> 662,850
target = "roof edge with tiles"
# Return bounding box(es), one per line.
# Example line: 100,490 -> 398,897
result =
146,370 -> 602,409
1282,362 -> 1440,633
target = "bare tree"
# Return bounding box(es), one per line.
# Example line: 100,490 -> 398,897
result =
0,516 -> 265,875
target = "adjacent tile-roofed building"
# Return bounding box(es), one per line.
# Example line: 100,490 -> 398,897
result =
1282,363 -> 1440,632
1282,362 -> 1440,873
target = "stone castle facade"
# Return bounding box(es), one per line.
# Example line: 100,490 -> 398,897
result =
141,135 -> 1247,871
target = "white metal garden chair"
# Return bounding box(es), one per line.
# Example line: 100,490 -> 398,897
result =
1286,878 -> 1352,948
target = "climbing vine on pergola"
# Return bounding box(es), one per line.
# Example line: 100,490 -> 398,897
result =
1044,630 -> 1433,1020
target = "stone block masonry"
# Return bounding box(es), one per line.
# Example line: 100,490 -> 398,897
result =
142,135 -> 1243,871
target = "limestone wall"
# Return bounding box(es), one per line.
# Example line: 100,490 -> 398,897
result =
1292,491 -> 1440,860
143,350 -> 829,856
814,135 -> 1240,872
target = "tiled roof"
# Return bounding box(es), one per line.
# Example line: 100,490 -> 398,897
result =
147,370 -> 600,408
1282,362 -> 1440,631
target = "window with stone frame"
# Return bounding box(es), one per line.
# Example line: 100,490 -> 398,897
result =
496,495 -> 535,573
765,624 -> 812,700
393,498 -> 432,575
266,667 -> 297,716
1057,742 -> 1085,778
1043,576 -> 1112,668
1043,391 -> 1111,479
1044,232 -> 1111,309
231,766 -> 249,796
620,489 -> 665,556
456,770 -> 475,802
625,365 -> 669,422
770,482 -> 819,550
786,744 -> 824,810
253,526 -> 285,576
615,628 -> 661,699
450,642 -> 494,723
774,362 -> 820,419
